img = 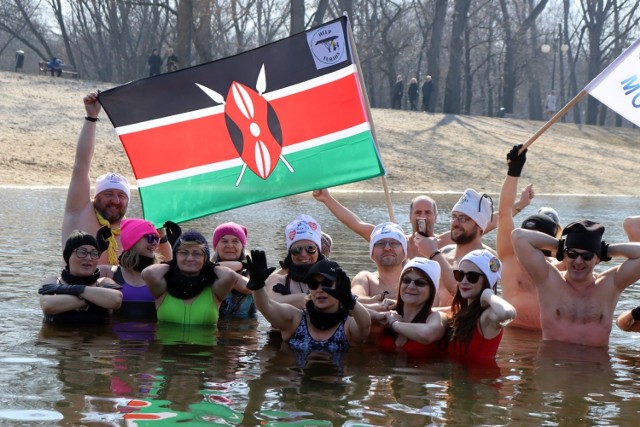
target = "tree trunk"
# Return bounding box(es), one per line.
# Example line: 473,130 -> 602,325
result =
290,0 -> 304,35
426,0 -> 448,112
176,0 -> 194,67
443,0 -> 471,114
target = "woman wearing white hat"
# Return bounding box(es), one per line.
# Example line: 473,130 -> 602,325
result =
376,257 -> 447,357
443,249 -> 516,359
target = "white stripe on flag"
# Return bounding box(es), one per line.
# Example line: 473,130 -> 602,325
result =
115,65 -> 358,136
136,122 -> 371,187
584,37 -> 640,127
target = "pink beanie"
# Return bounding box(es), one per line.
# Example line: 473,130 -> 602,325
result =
213,222 -> 248,248
120,219 -> 159,251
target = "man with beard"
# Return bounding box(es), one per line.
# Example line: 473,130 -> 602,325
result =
266,214 -> 326,309
415,188 -> 495,306
61,92 -> 170,265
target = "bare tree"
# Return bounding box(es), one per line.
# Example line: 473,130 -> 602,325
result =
442,0 -> 470,114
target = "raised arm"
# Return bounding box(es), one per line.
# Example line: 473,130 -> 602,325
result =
64,93 -> 101,216
606,243 -> 640,292
623,216 -> 640,242
511,228 -> 556,284
479,288 -> 516,338
312,189 -> 374,241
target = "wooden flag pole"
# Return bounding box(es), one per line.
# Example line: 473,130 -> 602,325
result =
345,14 -> 396,223
520,90 -> 588,153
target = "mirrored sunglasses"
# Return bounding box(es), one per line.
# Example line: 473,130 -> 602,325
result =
290,245 -> 317,256
145,234 -> 160,244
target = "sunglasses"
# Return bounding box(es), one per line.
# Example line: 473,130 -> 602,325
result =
74,247 -> 100,260
401,276 -> 430,287
290,245 -> 318,256
453,270 -> 485,284
144,234 -> 160,244
564,249 -> 595,261
307,278 -> 333,290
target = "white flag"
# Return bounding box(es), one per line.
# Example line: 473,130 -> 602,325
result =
584,37 -> 640,127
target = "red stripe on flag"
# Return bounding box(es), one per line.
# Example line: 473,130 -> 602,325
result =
121,73 -> 367,180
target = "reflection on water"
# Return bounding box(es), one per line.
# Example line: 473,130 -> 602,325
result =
1,188 -> 640,425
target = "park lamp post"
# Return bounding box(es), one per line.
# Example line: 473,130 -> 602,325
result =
541,24 -> 569,92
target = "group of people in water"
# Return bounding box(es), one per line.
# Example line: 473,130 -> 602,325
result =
39,92 -> 640,366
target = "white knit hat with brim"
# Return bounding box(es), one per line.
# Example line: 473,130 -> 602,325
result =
369,222 -> 407,257
285,214 -> 322,250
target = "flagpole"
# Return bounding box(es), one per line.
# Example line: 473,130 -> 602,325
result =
520,90 -> 587,153
345,14 -> 396,223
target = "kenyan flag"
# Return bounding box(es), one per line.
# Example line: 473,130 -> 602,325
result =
99,16 -> 385,226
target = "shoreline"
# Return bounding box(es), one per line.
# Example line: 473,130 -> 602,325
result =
2,71 -> 640,196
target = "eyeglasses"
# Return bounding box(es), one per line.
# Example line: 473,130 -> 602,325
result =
453,270 -> 485,284
450,214 -> 472,224
74,248 -> 100,260
290,245 -> 317,256
144,234 -> 160,244
373,239 -> 402,249
307,278 -> 333,290
176,250 -> 205,259
401,276 -> 430,287
565,249 -> 595,261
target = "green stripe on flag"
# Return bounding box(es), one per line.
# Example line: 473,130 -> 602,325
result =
139,130 -> 384,225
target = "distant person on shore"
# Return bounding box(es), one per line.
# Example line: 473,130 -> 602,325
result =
148,49 -> 162,77
545,90 -> 557,119
442,249 -> 516,359
39,230 -> 122,324
512,219 -> 640,347
408,77 -> 419,111
421,75 -> 434,112
166,48 -> 179,72
392,75 -> 404,109
48,57 -> 62,77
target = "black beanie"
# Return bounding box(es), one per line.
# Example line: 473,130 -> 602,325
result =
172,230 -> 211,260
562,220 -> 605,256
521,214 -> 557,237
63,230 -> 100,265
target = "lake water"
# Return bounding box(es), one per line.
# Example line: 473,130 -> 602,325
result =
1,187 -> 640,426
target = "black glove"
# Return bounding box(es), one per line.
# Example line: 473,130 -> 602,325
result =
556,239 -> 565,261
272,284 -> 291,295
507,144 -> 527,177
322,268 -> 357,310
96,226 -> 112,253
38,283 -> 86,296
246,250 -> 276,291
631,306 -> 640,321
600,241 -> 611,262
163,221 -> 182,246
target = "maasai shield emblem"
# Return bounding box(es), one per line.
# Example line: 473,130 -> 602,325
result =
196,65 -> 293,186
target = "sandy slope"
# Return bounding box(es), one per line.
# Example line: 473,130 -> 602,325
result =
1,70 -> 639,196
